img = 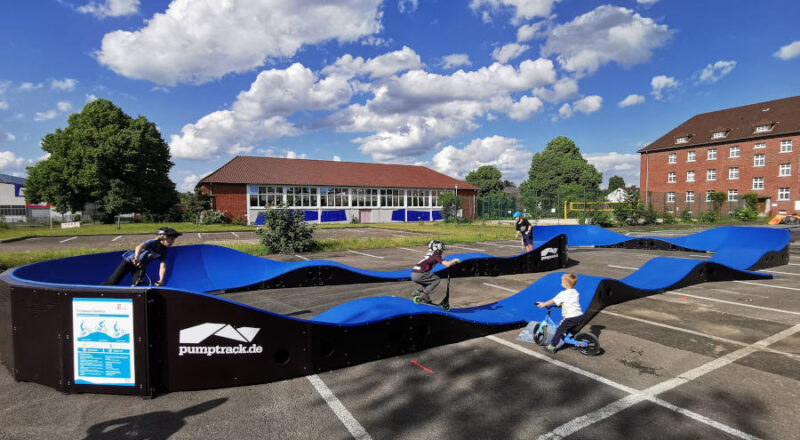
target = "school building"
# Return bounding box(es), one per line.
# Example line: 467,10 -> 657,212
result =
197,156 -> 478,224
639,95 -> 800,216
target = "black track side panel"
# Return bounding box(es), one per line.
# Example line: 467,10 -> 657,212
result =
596,237 -> 703,253
0,273 -> 13,374
219,234 -> 569,294
579,261 -> 769,332
747,245 -> 790,271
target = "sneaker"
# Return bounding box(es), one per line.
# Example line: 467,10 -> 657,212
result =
544,344 -> 557,354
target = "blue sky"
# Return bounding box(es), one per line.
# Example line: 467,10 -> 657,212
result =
1,0 -> 799,192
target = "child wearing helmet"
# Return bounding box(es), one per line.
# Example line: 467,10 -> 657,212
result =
513,211 -> 533,252
410,240 -> 460,303
102,227 -> 182,286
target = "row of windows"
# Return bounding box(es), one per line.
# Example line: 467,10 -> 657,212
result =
667,188 -> 791,203
0,205 -> 27,216
668,163 -> 792,183
249,186 -> 450,208
674,125 -> 776,144
667,140 -> 793,163
669,173 -> 784,190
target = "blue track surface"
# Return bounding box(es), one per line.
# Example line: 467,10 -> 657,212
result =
9,226 -> 790,328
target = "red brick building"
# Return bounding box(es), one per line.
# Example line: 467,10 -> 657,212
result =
197,156 -> 478,224
639,96 -> 800,217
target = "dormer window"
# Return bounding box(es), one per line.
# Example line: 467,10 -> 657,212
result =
712,131 -> 727,139
754,124 -> 772,133
675,136 -> 689,144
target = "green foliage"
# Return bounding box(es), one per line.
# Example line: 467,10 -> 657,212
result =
587,210 -> 614,227
642,205 -> 659,225
733,207 -> 758,222
439,192 -> 461,222
465,165 -> 505,195
699,210 -> 717,223
607,176 -> 626,193
710,192 -> 727,215
24,99 -> 179,216
611,188 -> 642,225
256,207 -> 317,253
519,136 -> 603,203
742,193 -> 759,211
200,210 -> 230,225
476,192 -> 515,219
680,209 -> 694,223
661,211 -> 675,224
180,188 -> 213,223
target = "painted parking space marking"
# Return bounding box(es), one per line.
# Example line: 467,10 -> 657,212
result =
307,375 -> 372,440
197,233 -> 202,239
482,282 -> 516,293
760,269 -> 800,276
231,232 -> 239,238
487,336 -> 761,440
608,265 -> 638,271
348,250 -> 384,259
666,291 -> 800,316
398,247 -> 418,252
59,236 -> 77,243
447,245 -> 486,252
111,235 -> 123,242
733,280 -> 800,292
295,255 -> 309,261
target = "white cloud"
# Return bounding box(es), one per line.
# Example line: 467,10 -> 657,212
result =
333,155 -> 342,161
431,135 -> 532,182
0,81 -> 9,110
0,151 -> 26,172
774,41 -> 800,61
556,102 -> 573,120
51,78 -> 78,91
517,21 -> 547,42
255,147 -> 307,160
470,0 -> 561,23
651,75 -> 679,100
541,5 -> 673,76
179,174 -> 200,192
57,101 -> 72,112
492,43 -> 529,64
398,0 -> 419,13
0,127 -> 15,142
508,95 -> 544,121
78,0 -> 139,18
19,82 -> 43,92
34,110 -> 58,121
441,54 -> 471,70
618,94 -> 644,108
86,94 -> 99,103
96,0 -> 383,85
321,46 -> 423,79
0,101 -> 7,110
583,152 -> 640,189
533,77 -> 579,103
572,95 -> 602,114
698,60 -> 736,83
636,0 -> 659,4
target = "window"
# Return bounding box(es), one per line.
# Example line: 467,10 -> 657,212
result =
707,148 -> 717,160
249,185 -> 283,207
380,189 -> 404,207
686,171 -> 695,182
752,177 -> 764,190
780,140 -> 793,153
779,163 -> 791,177
668,153 -> 677,164
686,191 -> 695,203
778,188 -> 790,201
712,131 -> 726,139
754,154 -> 765,167
705,190 -> 714,202
667,172 -> 676,183
287,186 -> 318,207
754,142 -> 766,149
754,125 -> 771,133
676,136 -> 689,144
320,187 -> 348,207
687,151 -> 696,162
431,190 -> 447,207
0,205 -> 26,216
407,189 -> 429,207
352,188 -> 378,207
706,169 -> 716,181
728,189 -> 738,201
667,192 -> 675,203
729,146 -> 740,158
728,167 -> 739,180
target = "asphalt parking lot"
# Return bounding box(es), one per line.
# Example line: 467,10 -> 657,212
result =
1,229 -> 799,439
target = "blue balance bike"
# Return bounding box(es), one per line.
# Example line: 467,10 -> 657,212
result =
532,304 -> 600,356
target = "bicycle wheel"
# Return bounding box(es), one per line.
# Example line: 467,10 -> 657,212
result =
532,323 -> 546,346
574,333 -> 600,356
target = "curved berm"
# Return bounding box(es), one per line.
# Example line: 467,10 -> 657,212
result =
0,226 -> 789,396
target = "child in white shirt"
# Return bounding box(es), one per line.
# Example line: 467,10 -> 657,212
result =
535,273 -> 584,353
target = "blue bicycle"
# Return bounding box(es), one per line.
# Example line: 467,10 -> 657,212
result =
532,304 -> 600,356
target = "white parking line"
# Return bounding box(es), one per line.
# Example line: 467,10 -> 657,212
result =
482,282 -> 516,293
111,235 -> 123,242
197,233 -> 202,239
733,280 -> 800,291
231,232 -> 239,238
607,265 -> 638,270
666,291 -> 800,316
60,236 -> 77,243
689,254 -> 710,258
487,336 -> 763,440
295,255 -> 309,261
307,375 -> 372,440
760,269 -> 800,276
477,241 -> 522,249
447,245 -> 486,252
397,247 -> 418,252
348,250 -> 384,259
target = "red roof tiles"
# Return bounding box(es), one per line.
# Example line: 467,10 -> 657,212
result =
639,95 -> 800,153
198,156 -> 478,190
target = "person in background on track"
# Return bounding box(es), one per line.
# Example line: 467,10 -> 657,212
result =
102,227 -> 182,286
535,273 -> 584,354
410,240 -> 460,304
513,211 -> 533,252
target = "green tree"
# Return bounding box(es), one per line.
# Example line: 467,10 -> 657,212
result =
24,99 -> 178,218
519,136 -> 603,205
256,205 -> 316,253
607,175 -> 625,193
465,165 -> 505,195
180,188 -> 213,223
439,192 -> 461,222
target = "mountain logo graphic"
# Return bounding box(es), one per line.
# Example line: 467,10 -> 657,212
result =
540,247 -> 559,260
179,323 -> 260,344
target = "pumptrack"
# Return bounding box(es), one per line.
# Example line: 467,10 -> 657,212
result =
0,225 -> 790,395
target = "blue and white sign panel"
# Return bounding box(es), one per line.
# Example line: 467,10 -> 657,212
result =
72,298 -> 135,386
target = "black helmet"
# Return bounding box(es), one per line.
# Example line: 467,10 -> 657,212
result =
157,227 -> 182,237
428,240 -> 445,253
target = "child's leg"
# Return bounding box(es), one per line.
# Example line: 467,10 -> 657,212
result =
102,260 -> 134,285
548,315 -> 584,348
419,272 -> 441,298
131,265 -> 147,286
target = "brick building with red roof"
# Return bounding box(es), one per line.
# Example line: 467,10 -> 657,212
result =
639,96 -> 800,217
197,156 -> 478,224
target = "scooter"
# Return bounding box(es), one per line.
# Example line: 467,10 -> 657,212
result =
413,273 -> 451,311
532,304 -> 600,356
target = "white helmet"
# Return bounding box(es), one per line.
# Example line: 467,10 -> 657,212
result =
428,240 -> 445,253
